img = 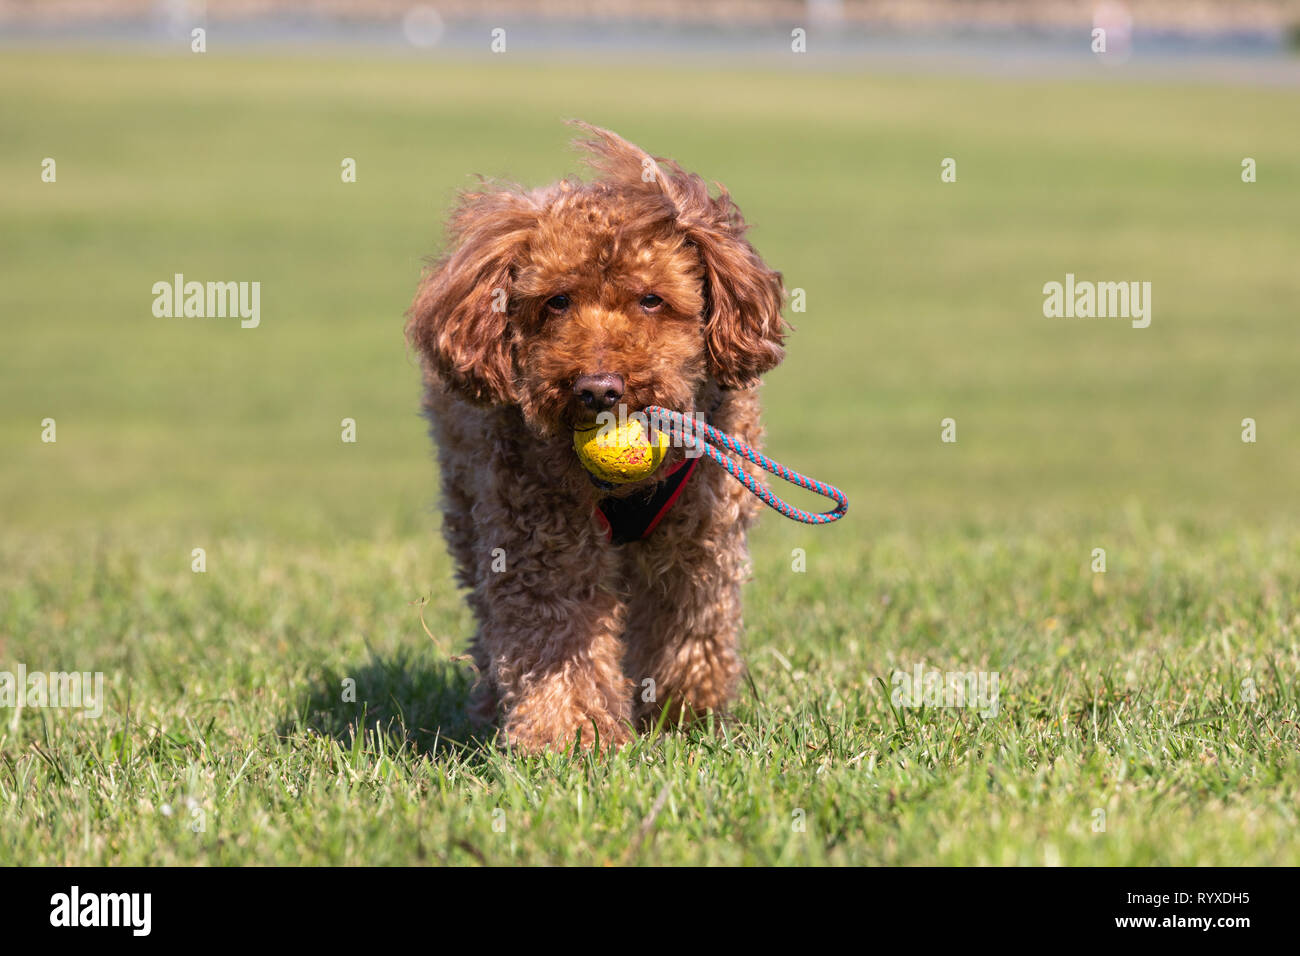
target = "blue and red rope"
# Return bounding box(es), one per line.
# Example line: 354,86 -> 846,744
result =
644,406 -> 848,526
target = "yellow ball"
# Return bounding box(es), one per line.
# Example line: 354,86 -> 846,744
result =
573,419 -> 669,484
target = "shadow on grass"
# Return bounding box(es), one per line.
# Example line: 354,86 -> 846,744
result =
278,648 -> 494,761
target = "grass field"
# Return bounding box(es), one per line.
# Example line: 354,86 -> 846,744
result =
1,50 -> 1298,865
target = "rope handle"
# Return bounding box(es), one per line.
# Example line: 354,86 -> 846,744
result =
644,406 -> 848,526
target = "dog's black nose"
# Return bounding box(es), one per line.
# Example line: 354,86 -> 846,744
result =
572,372 -> 625,412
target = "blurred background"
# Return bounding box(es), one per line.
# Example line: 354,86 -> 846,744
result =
1,0 -> 1297,548
5,0 -> 1300,64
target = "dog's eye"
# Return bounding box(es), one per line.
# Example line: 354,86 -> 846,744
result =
640,294 -> 664,312
544,294 -> 571,314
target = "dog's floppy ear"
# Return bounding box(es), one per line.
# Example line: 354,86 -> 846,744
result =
678,188 -> 786,388
406,188 -> 537,404
572,121 -> 786,388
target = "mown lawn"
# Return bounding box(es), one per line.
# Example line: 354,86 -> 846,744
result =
1,50 -> 1297,864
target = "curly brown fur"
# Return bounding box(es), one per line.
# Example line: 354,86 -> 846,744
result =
406,121 -> 787,753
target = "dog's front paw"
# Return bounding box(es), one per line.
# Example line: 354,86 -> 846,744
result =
503,706 -> 631,755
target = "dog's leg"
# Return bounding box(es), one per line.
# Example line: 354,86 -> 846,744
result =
473,468 -> 633,752
489,590 -> 632,753
622,472 -> 757,730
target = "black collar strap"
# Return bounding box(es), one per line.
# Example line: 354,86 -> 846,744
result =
595,457 -> 699,545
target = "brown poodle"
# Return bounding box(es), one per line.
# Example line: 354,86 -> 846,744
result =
406,122 -> 787,753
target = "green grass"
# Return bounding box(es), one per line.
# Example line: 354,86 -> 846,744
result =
1,51 -> 1298,865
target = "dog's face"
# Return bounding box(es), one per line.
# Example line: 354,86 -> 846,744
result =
510,189 -> 710,432
408,123 -> 786,442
